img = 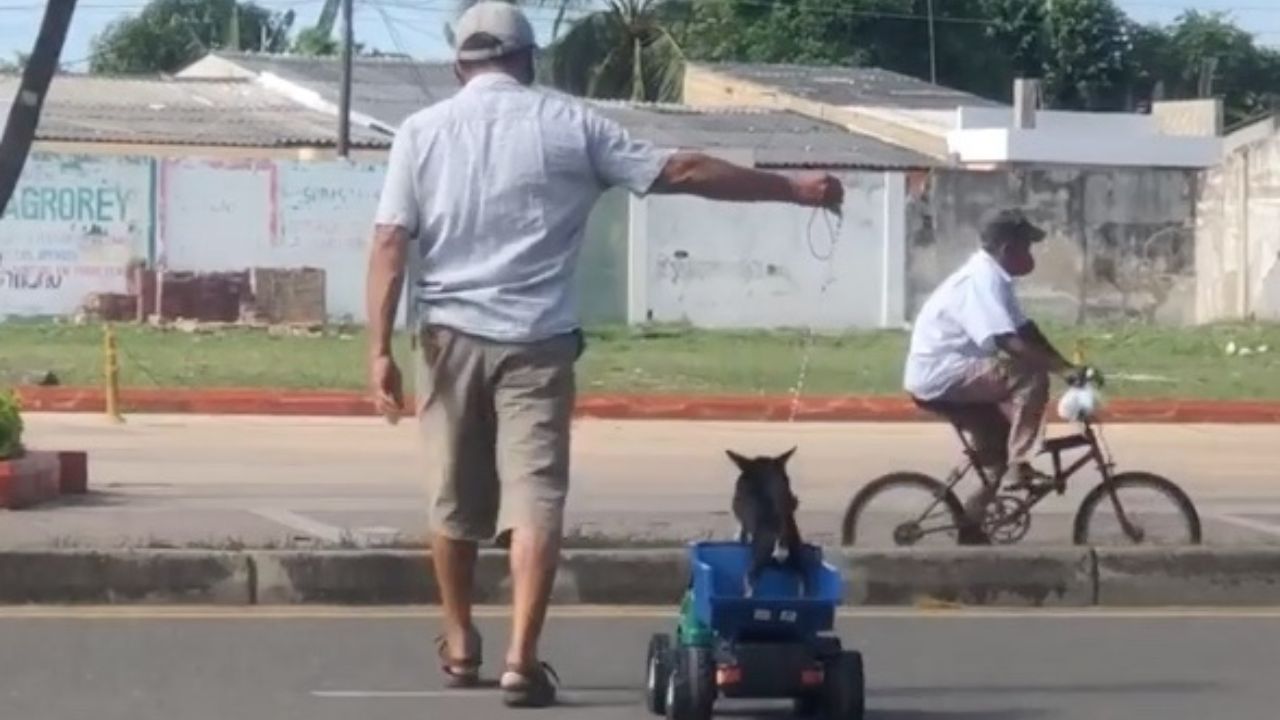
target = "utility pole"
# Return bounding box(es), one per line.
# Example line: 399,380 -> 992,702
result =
337,0 -> 354,157
926,0 -> 937,85
0,0 -> 77,214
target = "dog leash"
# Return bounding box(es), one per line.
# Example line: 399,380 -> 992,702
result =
787,206 -> 844,423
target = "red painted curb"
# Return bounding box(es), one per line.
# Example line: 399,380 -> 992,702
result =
13,386 -> 1280,423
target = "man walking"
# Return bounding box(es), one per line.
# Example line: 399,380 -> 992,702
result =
365,2 -> 843,707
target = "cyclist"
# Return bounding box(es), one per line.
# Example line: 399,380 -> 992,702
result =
903,208 -> 1077,542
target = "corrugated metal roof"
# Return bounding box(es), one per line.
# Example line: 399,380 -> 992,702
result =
205,51 -> 455,128
2,74 -> 389,148
588,101 -> 936,169
700,63 -> 1003,110
197,54 -> 935,168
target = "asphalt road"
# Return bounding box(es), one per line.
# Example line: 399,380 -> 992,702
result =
15,414 -> 1280,548
0,607 -> 1277,720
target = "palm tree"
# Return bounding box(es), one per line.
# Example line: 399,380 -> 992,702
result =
446,0 -> 686,102
548,0 -> 687,102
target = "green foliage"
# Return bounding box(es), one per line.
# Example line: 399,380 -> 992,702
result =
0,390 -> 23,461
291,25 -> 339,56
1152,11 -> 1280,125
679,0 -> 1280,120
89,0 -> 295,75
549,0 -> 687,102
1042,0 -> 1129,109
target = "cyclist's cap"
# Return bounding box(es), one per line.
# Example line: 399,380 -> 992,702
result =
453,2 -> 536,62
980,208 -> 1046,247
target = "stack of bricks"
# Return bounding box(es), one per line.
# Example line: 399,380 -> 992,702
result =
128,267 -> 250,322
249,267 -> 326,325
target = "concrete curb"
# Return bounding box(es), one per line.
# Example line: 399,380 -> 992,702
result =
1095,548 -> 1280,606
0,547 -> 1277,606
0,550 -> 251,604
16,386 -> 1280,423
839,548 -> 1095,608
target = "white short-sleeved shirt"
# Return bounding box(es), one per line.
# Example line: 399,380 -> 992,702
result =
375,72 -> 673,342
903,250 -> 1028,400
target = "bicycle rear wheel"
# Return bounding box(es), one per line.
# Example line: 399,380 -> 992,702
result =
1073,471 -> 1202,546
841,472 -> 968,547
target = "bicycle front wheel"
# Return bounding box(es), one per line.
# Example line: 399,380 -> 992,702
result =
1073,471 -> 1202,546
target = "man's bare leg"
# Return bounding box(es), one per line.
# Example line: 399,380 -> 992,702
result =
506,525 -> 561,670
432,533 -> 479,663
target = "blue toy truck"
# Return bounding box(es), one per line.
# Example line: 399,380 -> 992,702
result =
645,541 -> 865,720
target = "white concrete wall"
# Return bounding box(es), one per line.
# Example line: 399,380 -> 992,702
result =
1197,129 -> 1280,322
0,153 -> 151,317
950,106 -> 1221,168
2,150 -> 907,330
0,151 -> 629,326
159,157 -> 384,322
630,171 -> 906,329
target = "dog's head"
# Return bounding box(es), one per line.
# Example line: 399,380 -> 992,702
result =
727,447 -> 798,517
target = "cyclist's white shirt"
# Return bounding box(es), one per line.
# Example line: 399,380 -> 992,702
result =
903,250 -> 1027,400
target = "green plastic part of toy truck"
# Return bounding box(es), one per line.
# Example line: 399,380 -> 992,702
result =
676,589 -> 713,647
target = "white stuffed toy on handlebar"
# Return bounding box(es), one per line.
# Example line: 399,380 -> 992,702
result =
1057,366 -> 1105,423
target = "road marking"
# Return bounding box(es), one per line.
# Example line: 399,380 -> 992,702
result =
4,606 -> 1280,620
250,508 -> 348,543
1209,512 -> 1280,540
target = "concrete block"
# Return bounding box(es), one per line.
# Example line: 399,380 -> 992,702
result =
1095,548 -> 1280,606
0,551 -> 251,604
56,451 -> 88,495
838,547 -> 1096,607
0,452 -> 62,509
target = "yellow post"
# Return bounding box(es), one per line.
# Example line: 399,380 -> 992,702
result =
103,323 -> 123,423
1072,338 -> 1085,366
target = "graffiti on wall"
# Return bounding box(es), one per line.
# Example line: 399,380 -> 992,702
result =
278,162 -> 382,252
0,154 -> 149,316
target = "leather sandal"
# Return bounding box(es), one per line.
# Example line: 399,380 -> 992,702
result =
435,627 -> 482,688
500,661 -> 560,708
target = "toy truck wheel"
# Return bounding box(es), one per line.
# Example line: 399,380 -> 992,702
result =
666,646 -> 714,720
821,650 -> 865,720
645,634 -> 672,715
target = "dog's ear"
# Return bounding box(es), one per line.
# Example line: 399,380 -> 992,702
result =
726,450 -> 751,472
776,446 -> 797,466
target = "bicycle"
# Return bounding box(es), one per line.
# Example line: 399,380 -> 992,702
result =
840,368 -> 1203,547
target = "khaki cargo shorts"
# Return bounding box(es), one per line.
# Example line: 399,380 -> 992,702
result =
416,324 -> 580,542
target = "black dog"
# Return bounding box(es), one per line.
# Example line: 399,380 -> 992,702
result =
727,447 -> 805,596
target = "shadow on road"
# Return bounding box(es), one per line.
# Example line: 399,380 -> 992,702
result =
30,490 -> 129,510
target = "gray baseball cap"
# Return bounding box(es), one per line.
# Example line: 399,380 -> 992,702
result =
453,2 -> 537,62
980,207 -> 1046,248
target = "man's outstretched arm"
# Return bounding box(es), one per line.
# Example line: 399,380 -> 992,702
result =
650,151 -> 843,212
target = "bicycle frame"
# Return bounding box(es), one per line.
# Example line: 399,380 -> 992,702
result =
912,418 -> 1145,542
